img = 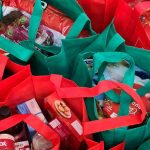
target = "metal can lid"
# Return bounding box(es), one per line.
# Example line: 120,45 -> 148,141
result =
0,134 -> 15,141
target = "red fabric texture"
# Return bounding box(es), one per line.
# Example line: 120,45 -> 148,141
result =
78,0 -> 120,33
114,0 -> 150,49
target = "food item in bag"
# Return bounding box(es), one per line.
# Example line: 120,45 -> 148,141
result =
3,0 -> 89,37
0,134 -> 15,150
103,61 -> 129,82
17,98 -> 47,139
1,10 -> 56,47
49,118 -> 70,150
17,98 -> 54,149
15,140 -> 30,150
31,133 -> 53,150
103,97 -> 141,118
0,106 -> 27,142
45,94 -> 83,150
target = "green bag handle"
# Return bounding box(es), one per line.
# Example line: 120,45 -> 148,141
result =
66,13 -> 95,39
20,40 -> 60,55
81,23 -> 113,52
28,0 -> 43,42
81,28 -> 124,55
93,52 -> 135,116
93,52 -> 135,86
0,0 -> 43,62
0,36 -> 34,62
105,33 -> 125,52
102,22 -> 125,52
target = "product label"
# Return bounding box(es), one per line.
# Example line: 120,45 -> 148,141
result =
71,120 -> 83,135
103,99 -> 141,118
15,141 -> 30,150
49,118 -> 70,139
54,100 -> 71,119
0,139 -> 14,150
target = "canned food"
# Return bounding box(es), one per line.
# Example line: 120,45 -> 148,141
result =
0,134 -> 15,150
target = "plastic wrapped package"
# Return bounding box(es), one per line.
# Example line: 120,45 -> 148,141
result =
2,0 -> 89,37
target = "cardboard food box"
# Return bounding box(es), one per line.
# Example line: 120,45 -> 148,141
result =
103,99 -> 141,118
45,93 -> 84,150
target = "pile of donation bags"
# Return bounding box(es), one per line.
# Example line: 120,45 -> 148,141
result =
0,0 -> 150,149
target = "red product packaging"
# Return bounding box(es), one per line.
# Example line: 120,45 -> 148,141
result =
103,98 -> 141,118
45,93 -> 84,150
0,134 -> 15,150
3,0 -> 89,37
49,118 -> 71,150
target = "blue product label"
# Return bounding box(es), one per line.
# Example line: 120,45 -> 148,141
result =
17,103 -> 36,140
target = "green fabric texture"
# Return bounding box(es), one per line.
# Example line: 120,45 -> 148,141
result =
70,22 -> 150,150
0,0 -> 96,76
0,0 -> 2,19
137,138 -> 150,150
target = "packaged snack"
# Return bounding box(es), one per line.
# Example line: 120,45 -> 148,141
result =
103,97 -> 141,118
17,98 -> 47,139
0,134 -> 15,150
3,0 -> 89,37
15,141 -> 30,150
0,9 -> 58,47
45,94 -> 83,150
49,118 -> 70,150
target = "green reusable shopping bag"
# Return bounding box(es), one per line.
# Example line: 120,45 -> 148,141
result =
137,138 -> 150,150
0,0 -> 96,76
84,52 -> 150,150
70,22 -> 150,149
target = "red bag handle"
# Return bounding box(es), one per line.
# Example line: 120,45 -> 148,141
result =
85,138 -> 104,150
0,54 -> 8,80
55,80 -> 146,135
85,138 -> 124,150
0,114 -> 60,150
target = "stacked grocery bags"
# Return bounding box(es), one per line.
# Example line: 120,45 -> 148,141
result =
0,0 -> 150,149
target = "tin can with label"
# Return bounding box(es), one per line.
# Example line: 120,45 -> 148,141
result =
0,134 -> 15,150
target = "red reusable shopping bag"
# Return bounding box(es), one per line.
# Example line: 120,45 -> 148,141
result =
0,114 -> 60,150
114,0 -> 150,49
0,54 -> 30,81
130,1 -> 150,49
0,74 -> 89,150
78,0 -> 120,33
